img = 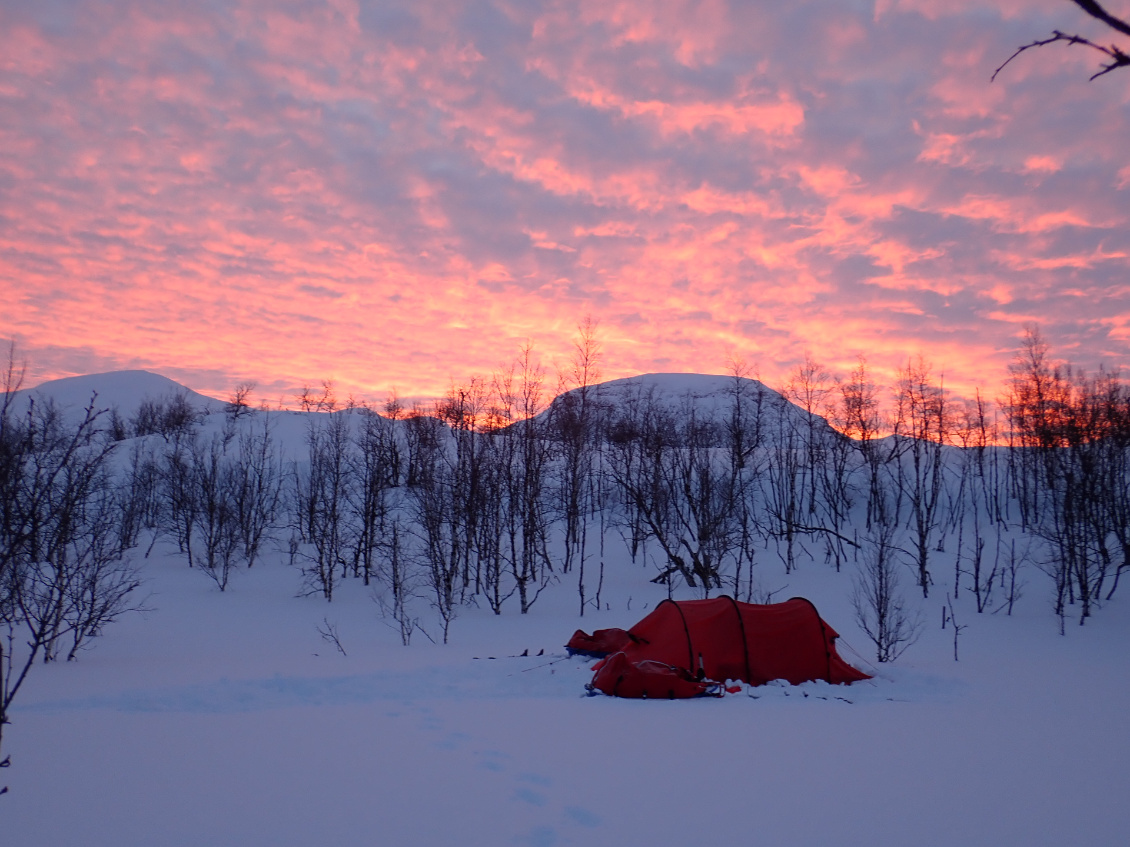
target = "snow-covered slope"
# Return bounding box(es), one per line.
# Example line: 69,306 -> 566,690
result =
7,541 -> 1129,847
547,372 -> 837,438
8,370 -> 224,422
5,368 -> 1129,846
10,369 -> 838,443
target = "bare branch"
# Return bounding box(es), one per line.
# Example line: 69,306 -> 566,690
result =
993,29 -> 1130,81
995,0 -> 1130,82
316,618 -> 347,657
1072,0 -> 1130,40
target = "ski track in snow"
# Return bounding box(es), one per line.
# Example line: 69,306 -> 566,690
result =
17,656 -> 960,715
386,703 -> 607,846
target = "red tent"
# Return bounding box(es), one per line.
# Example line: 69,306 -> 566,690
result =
584,596 -> 870,699
565,627 -> 632,658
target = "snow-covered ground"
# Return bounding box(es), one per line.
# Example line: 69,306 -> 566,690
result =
5,371 -> 1130,846
6,534 -> 1129,846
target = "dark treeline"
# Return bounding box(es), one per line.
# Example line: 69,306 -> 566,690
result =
85,326 -> 1130,637
3,327 -> 1130,787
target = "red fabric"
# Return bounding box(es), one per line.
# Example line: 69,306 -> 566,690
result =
589,596 -> 868,698
566,627 -> 632,658
589,651 -> 713,699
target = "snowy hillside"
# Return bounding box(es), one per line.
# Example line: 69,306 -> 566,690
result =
7,369 -> 224,422
3,368 -> 1129,846
16,368 -> 826,440
546,371 -> 836,439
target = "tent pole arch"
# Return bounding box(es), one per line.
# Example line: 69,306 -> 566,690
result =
650,598 -> 696,673
721,594 -> 752,684
790,596 -> 834,682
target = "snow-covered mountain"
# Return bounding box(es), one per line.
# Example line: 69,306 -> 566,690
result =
7,369 -> 224,423
545,371 -> 838,439
13,369 -> 841,441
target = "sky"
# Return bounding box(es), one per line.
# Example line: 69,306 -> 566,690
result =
2,0 -> 1130,406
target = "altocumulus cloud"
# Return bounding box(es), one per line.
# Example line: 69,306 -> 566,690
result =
1,0 -> 1127,400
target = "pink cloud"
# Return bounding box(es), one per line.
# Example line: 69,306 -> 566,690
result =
1,0 -> 1128,408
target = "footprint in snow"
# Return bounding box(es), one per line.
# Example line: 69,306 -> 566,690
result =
513,787 -> 549,807
475,749 -> 511,772
563,806 -> 602,828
